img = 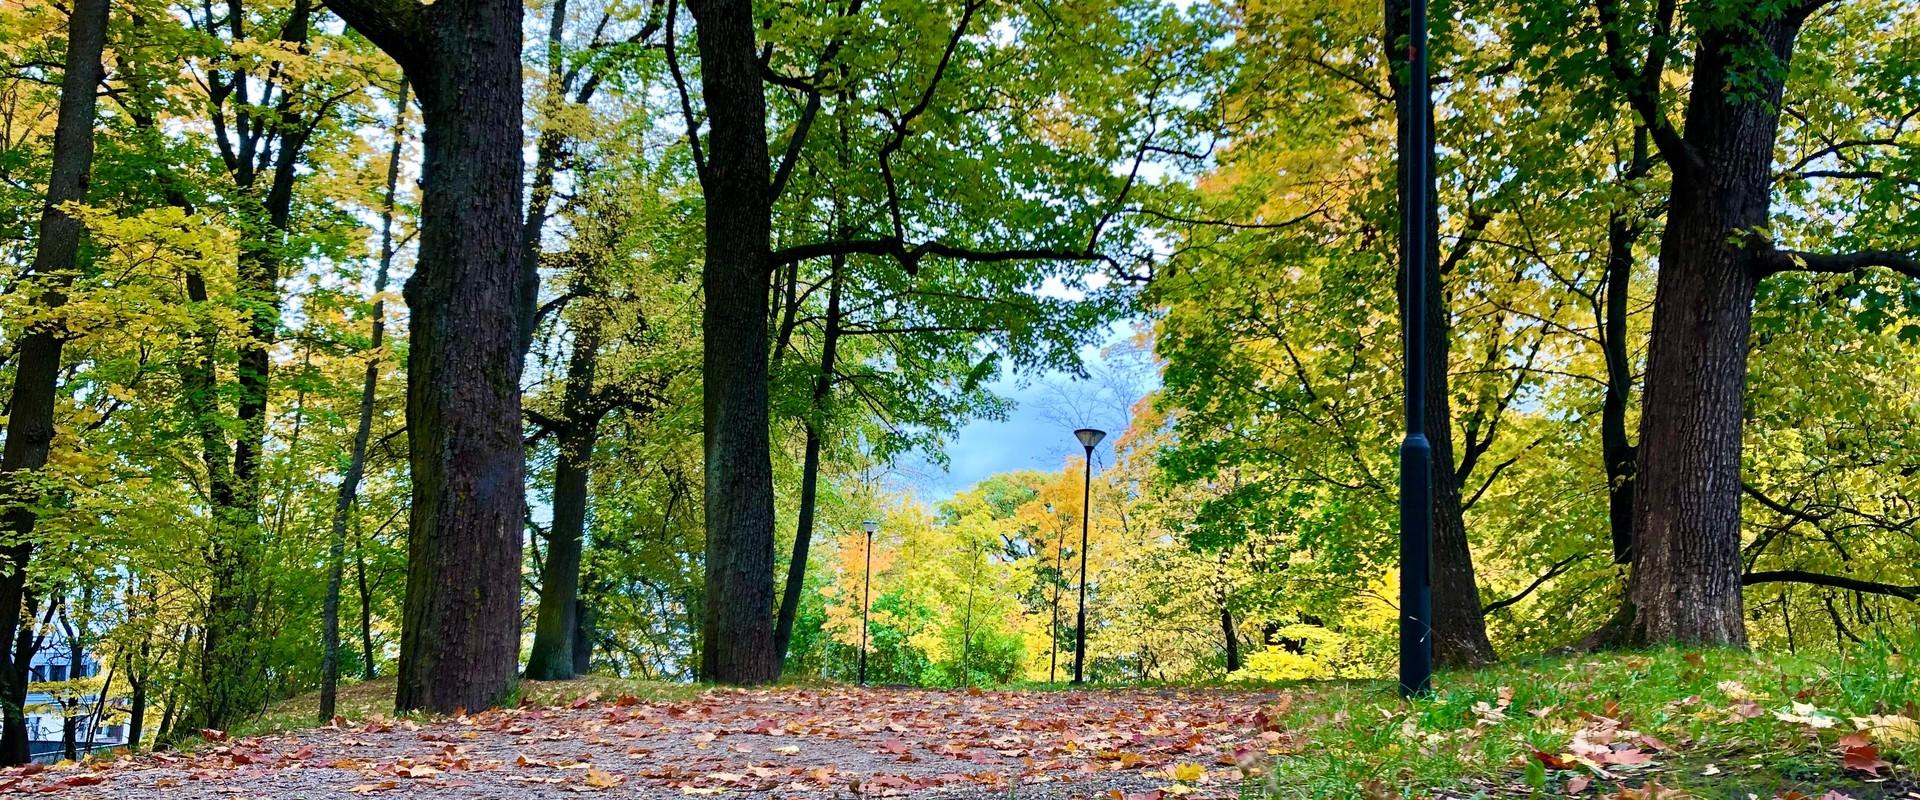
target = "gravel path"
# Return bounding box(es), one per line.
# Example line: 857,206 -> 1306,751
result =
4,687 -> 1289,798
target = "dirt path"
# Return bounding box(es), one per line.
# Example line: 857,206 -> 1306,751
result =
4,687 -> 1290,798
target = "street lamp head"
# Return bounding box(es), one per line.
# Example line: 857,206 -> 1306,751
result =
1073,428 -> 1107,450
862,519 -> 880,535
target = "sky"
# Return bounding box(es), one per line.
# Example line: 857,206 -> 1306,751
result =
897,321 -> 1154,501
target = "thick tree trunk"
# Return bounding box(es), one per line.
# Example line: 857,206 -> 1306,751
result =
773,261 -> 843,667
526,317 -> 606,680
323,82 -> 408,721
1423,300 -> 1497,667
689,0 -> 780,685
330,0 -> 534,713
0,0 -> 108,766
395,1 -> 531,714
1626,18 -> 1804,647
1384,0 -> 1495,668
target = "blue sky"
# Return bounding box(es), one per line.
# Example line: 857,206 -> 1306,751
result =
899,322 -> 1154,501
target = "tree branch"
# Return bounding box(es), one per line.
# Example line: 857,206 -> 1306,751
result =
664,0 -> 707,178
1743,570 -> 1918,602
1482,553 -> 1590,615
326,0 -> 429,74
1592,0 -> 1700,176
767,236 -> 1114,273
1761,248 -> 1920,279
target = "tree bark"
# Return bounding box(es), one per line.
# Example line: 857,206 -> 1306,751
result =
1600,140 -> 1647,564
526,315 -> 606,680
322,81 -> 408,721
0,0 -> 109,766
328,0 -> 534,713
571,595 -> 593,675
126,665 -> 147,752
1625,13 -> 1807,647
1219,603 -> 1240,673
773,259 -> 844,666
1384,0 -> 1495,667
357,542 -> 377,680
688,0 -> 781,684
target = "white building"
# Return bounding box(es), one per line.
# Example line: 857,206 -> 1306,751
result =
25,634 -> 129,762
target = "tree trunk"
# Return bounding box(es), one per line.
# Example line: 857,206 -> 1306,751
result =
1219,603 -> 1240,673
127,670 -> 147,752
1626,16 -> 1805,647
125,624 -> 153,752
526,317 -> 606,680
689,0 -> 780,685
1384,0 -> 1495,668
402,6 -> 530,714
322,81 -> 408,721
61,611 -> 82,761
1576,135 -> 1653,653
356,539 -> 378,680
1215,553 -> 1239,673
330,0 -> 535,714
773,260 -> 844,667
182,0 -> 321,734
0,0 -> 109,766
571,596 -> 593,675
1601,205 -> 1640,565
153,626 -> 192,746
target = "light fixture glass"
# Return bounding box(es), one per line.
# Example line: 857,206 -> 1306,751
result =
862,519 -> 880,534
1073,428 -> 1107,449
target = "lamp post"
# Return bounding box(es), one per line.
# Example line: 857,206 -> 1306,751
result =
1397,0 -> 1436,698
859,518 -> 878,686
1071,428 -> 1105,685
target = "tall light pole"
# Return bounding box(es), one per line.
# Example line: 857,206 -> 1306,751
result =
1397,0 -> 1435,699
859,519 -> 878,686
1071,428 -> 1105,685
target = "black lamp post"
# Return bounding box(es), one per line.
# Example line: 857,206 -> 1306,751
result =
1071,427 -> 1105,685
1397,0 -> 1435,698
859,518 -> 878,686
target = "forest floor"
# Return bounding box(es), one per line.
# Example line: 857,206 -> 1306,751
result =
1,684 -> 1280,799
2,647 -> 1915,799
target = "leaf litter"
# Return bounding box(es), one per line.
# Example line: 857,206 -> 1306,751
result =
1,687 -> 1291,798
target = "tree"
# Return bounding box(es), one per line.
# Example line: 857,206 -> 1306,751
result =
0,0 -> 109,765
520,0 -> 670,682
325,0 -> 533,712
321,80 -> 408,721
681,0 -> 781,684
172,0 -> 348,734
1384,0 -> 1497,667
1595,0 -> 1920,645
677,0 -> 1217,683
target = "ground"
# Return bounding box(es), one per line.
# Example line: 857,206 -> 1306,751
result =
3,648 -> 1915,798
0,687 -> 1279,798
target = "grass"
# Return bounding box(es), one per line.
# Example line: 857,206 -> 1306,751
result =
1251,640 -> 1918,798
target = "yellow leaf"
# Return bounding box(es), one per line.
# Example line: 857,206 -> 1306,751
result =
581,767 -> 623,789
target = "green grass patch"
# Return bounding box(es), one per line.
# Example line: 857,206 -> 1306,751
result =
1254,642 -> 1917,798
